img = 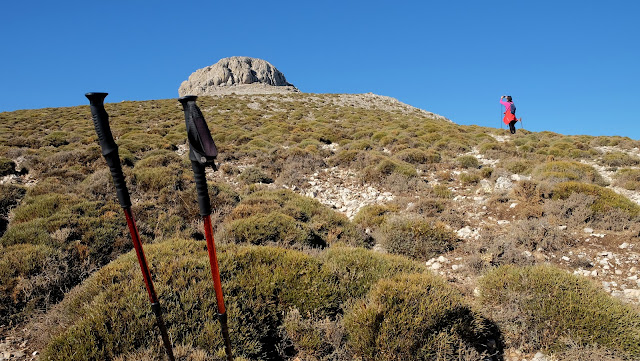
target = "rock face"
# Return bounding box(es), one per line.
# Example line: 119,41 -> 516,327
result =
179,57 -> 299,96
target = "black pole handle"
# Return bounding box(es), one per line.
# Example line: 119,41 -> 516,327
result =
178,95 -> 218,168
191,160 -> 211,216
85,92 -> 131,208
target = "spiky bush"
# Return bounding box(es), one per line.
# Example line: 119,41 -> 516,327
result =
344,273 -> 500,360
379,215 -> 457,261
533,161 -> 606,186
39,241 -> 428,361
614,168 -> 640,190
479,265 -> 640,357
222,189 -> 364,248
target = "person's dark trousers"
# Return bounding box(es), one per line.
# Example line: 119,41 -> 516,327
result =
509,120 -> 517,134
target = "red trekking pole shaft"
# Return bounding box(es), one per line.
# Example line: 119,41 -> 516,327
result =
179,95 -> 233,361
85,93 -> 175,361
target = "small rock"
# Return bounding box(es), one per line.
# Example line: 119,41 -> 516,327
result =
623,289 -> 640,300
497,220 -> 510,225
619,242 -> 630,249
33,351 -> 39,356
561,256 -> 570,261
509,202 -> 517,208
532,351 -> 549,361
583,227 -> 594,234
431,262 -> 442,270
437,256 -> 448,263
558,225 -> 567,230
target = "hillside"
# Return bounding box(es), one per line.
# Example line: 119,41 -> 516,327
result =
1,93 -> 639,360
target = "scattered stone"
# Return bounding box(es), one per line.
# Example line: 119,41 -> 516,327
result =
431,262 -> 442,270
531,351 -> 549,361
619,242 -> 630,249
494,176 -> 513,190
583,227 -> 594,233
561,256 -> 570,261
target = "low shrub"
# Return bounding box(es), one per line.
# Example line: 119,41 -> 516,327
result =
352,204 -> 399,230
0,244 -> 57,324
379,215 -> 457,261
38,242 -> 432,361
479,265 -> 640,357
533,161 -> 606,186
552,181 -> 640,219
614,168 -> 640,190
394,148 -> 441,165
320,246 -> 425,301
543,192 -> 596,228
11,194 -> 76,223
457,155 -> 480,169
508,219 -> 569,251
502,158 -> 534,175
459,171 -> 481,185
237,166 -> 273,184
599,151 -> 640,167
0,184 -> 26,216
223,189 -> 364,247
344,273 -> 500,360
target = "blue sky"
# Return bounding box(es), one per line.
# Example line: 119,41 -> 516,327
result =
1,1 -> 638,139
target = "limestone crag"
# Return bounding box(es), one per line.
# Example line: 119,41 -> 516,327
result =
179,57 -> 299,96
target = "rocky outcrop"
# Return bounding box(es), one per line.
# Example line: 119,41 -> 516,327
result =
179,57 -> 299,96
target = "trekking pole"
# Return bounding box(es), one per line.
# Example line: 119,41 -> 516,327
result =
178,95 -> 233,361
85,93 -> 175,361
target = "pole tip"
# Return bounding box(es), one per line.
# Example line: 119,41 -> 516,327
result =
85,92 -> 109,101
178,95 -> 198,104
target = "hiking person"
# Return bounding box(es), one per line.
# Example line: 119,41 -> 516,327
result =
500,95 -> 521,134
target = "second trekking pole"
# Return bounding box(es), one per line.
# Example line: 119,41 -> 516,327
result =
178,95 -> 233,361
86,92 -> 175,361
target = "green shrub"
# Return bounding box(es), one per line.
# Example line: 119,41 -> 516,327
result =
361,158 -> 417,188
0,184 -> 26,216
599,152 -> 640,167
320,246 -> 425,301
224,189 -> 364,247
552,181 -> 640,218
394,148 -> 441,165
380,215 -> 457,261
238,166 -> 273,184
459,171 -> 481,185
353,204 -> 399,230
345,273 -> 499,360
614,168 -> 640,190
1,219 -> 52,246
456,155 -> 479,169
502,158 -> 534,175
0,244 -> 58,324
38,242 -> 429,361
11,194 -> 76,223
43,131 -> 69,147
479,265 -> 640,357
223,211 -> 317,247
534,161 -> 606,186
